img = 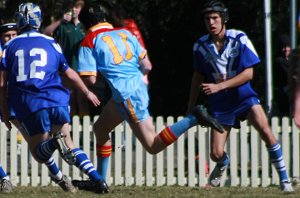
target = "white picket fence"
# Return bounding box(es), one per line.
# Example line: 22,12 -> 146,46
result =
0,115 -> 299,187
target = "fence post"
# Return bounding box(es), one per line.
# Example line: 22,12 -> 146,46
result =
282,117 -> 291,179
125,122 -> 134,186
155,116 -> 165,186
271,117 -> 280,184
114,123 -> 124,185
187,126 -> 196,187
198,126 -> 208,187
20,134 -> 29,186
229,128 -> 238,186
292,121 -> 300,177
166,116 -> 176,186
261,138 -> 270,187
250,126 -> 259,187
135,135 -> 144,186
72,116 -> 81,180
177,117 -> 186,186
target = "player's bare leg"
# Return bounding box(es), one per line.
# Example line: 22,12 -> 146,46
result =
129,106 -> 224,155
248,105 -> 293,192
93,99 -> 124,180
130,117 -> 166,154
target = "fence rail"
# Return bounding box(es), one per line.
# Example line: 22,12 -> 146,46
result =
0,115 -> 299,187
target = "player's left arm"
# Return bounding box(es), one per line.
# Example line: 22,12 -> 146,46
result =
202,67 -> 253,95
0,70 -> 11,129
63,68 -> 100,107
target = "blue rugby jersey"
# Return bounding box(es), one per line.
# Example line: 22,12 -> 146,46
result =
78,22 -> 147,103
193,29 -> 260,112
0,30 -> 70,120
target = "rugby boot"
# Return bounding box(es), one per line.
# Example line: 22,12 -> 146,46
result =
280,181 -> 294,193
72,179 -> 109,194
192,105 -> 224,133
208,164 -> 228,187
0,179 -> 13,193
51,174 -> 77,193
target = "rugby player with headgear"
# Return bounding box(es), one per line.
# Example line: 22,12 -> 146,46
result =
0,23 -> 17,50
0,21 -> 24,149
0,2 -> 109,194
74,0 -> 224,190
0,21 -> 18,193
187,0 -> 294,192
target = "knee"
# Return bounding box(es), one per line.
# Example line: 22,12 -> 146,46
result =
143,136 -> 165,155
145,147 -> 160,155
33,141 -> 53,163
147,149 -> 159,155
32,148 -> 48,163
210,149 -> 224,162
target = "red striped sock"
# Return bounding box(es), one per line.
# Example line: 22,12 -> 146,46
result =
96,144 -> 112,157
159,127 -> 177,146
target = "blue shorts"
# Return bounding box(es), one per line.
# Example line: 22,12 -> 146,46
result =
212,97 -> 260,128
116,83 -> 150,124
21,106 -> 70,136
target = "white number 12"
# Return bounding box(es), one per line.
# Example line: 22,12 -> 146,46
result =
15,48 -> 47,82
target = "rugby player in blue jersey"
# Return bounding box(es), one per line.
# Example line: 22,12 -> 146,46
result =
0,2 -> 108,193
74,1 -> 224,189
0,22 -> 18,193
187,0 -> 293,192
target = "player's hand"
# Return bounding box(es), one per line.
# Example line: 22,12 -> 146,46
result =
85,90 -> 101,107
201,83 -> 223,95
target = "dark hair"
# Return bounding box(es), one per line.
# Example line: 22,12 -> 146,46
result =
86,0 -> 113,27
202,0 -> 229,22
279,34 -> 291,48
110,6 -> 128,27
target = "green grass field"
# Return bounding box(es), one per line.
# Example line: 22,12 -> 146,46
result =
2,185 -> 300,198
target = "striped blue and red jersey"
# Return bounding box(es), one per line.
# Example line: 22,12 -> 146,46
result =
78,22 -> 147,103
